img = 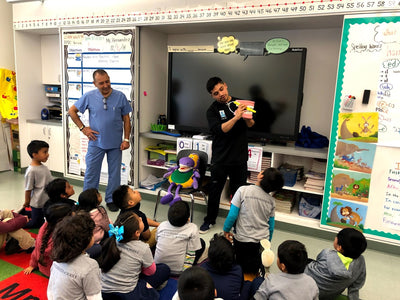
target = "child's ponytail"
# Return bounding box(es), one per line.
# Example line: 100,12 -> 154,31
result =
39,203 -> 73,266
99,211 -> 140,273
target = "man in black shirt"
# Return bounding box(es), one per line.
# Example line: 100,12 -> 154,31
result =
200,77 -> 254,233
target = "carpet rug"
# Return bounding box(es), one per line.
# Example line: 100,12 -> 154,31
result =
0,229 -> 48,300
0,229 -> 178,300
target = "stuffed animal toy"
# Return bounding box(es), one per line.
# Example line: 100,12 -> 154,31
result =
261,239 -> 275,277
160,153 -> 200,206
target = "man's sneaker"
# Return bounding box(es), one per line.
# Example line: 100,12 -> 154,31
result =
199,221 -> 214,234
106,202 -> 119,212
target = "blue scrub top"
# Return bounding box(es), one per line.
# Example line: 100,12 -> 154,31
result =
74,89 -> 132,149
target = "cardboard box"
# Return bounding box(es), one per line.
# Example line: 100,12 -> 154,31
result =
176,138 -> 193,153
192,139 -> 212,164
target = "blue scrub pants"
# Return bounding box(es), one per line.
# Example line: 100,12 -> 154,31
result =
84,144 -> 122,204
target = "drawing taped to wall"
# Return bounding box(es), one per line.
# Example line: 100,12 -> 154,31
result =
326,198 -> 367,231
338,112 -> 378,143
330,169 -> 371,203
334,140 -> 376,173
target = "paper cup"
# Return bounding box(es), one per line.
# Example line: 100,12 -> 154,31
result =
236,100 -> 255,119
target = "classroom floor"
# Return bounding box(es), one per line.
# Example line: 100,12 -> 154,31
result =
0,170 -> 399,299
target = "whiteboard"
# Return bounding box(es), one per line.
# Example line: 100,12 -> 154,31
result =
321,14 -> 400,245
62,29 -> 135,185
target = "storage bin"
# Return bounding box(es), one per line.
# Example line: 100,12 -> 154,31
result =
298,193 -> 322,219
279,168 -> 298,187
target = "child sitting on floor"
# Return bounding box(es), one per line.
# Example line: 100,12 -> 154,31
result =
47,212 -> 101,300
76,188 -> 112,258
0,209 -> 35,255
112,185 -> 159,247
253,240 -> 319,300
100,211 -> 170,300
43,178 -> 76,211
201,233 -> 250,300
154,201 -> 205,276
305,228 -> 367,300
172,266 -> 223,300
24,203 -> 73,277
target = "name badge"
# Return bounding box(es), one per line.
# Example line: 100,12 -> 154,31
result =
219,110 -> 226,119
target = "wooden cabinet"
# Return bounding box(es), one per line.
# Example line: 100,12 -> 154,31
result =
28,122 -> 64,173
41,35 -> 61,85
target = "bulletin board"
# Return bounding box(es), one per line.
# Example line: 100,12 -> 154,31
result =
321,14 -> 400,245
62,28 -> 135,185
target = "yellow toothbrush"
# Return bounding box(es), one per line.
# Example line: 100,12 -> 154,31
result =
233,101 -> 256,113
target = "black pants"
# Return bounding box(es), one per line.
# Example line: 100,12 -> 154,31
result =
204,162 -> 248,224
233,237 -> 262,274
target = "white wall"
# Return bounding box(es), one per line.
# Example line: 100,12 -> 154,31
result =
0,1 -> 14,71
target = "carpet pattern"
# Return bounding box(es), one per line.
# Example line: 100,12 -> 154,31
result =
0,230 -> 178,299
0,230 -> 48,300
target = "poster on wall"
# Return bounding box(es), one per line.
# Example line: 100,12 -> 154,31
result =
63,29 -> 135,185
322,14 -> 400,244
334,140 -> 376,173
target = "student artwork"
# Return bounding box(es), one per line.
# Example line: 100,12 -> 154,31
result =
0,69 -> 18,119
334,140 -> 376,174
160,153 -> 200,205
330,169 -> 371,203
326,198 -> 368,231
338,112 -> 378,143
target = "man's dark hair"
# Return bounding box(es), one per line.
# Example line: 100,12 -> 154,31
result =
27,140 -> 49,158
260,168 -> 284,193
168,201 -> 190,227
337,228 -> 367,259
178,266 -> 215,300
112,185 -> 130,209
92,69 -> 108,81
208,233 -> 235,273
278,240 -> 308,274
206,77 -> 224,94
51,212 -> 95,263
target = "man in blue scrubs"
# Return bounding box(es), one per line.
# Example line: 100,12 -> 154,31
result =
68,69 -> 132,211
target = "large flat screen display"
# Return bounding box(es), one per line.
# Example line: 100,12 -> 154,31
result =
168,48 -> 307,143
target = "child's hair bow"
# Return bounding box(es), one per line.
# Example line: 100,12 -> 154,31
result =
108,224 -> 124,242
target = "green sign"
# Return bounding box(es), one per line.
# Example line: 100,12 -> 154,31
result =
265,38 -> 290,54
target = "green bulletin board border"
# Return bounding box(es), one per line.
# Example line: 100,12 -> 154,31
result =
321,15 -> 400,243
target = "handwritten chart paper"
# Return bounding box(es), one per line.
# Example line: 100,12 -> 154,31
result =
376,32 -> 400,146
323,15 -> 400,244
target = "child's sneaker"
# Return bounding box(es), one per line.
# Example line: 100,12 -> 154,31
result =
199,221 -> 214,234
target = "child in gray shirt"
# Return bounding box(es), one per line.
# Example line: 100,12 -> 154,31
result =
304,228 -> 367,300
254,240 -> 319,300
47,212 -> 101,300
23,140 -> 53,228
223,167 -> 284,277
